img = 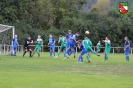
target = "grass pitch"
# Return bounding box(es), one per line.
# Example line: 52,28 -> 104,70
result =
0,52 -> 133,88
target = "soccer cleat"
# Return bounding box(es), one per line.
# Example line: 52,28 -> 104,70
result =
103,60 -> 105,62
88,60 -> 90,63
97,54 -> 100,57
74,55 -> 76,58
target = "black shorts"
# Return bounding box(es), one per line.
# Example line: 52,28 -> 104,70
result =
24,46 -> 31,51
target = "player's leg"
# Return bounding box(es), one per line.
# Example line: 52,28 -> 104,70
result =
77,50 -> 86,63
70,42 -> 76,58
29,48 -> 32,57
52,46 -> 57,58
14,46 -> 17,56
32,47 -> 37,57
89,47 -> 100,56
58,46 -> 62,57
10,46 -> 14,56
124,49 -> 130,61
22,49 -> 27,57
37,49 -> 40,57
50,46 -> 52,58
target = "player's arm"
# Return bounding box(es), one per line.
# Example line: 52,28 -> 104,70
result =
124,41 -> 129,50
78,43 -> 80,49
103,40 -> 110,44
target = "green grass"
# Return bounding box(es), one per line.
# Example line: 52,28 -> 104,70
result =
0,52 -> 133,88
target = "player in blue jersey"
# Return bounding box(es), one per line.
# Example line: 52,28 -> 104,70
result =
69,32 -> 79,58
10,34 -> 19,56
48,34 -> 57,58
124,36 -> 130,61
77,40 -> 87,63
65,30 -> 72,58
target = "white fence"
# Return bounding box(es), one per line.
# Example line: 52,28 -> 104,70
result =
0,45 -> 132,54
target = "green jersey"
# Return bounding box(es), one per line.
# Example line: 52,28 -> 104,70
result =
59,36 -> 65,45
104,40 -> 111,54
83,39 -> 92,49
36,39 -> 43,47
97,43 -> 100,49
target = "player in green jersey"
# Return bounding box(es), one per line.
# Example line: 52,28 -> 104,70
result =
96,41 -> 101,53
83,37 -> 100,63
103,37 -> 111,62
31,35 -> 43,57
58,35 -> 66,59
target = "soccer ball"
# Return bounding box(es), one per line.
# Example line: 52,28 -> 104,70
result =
85,31 -> 89,34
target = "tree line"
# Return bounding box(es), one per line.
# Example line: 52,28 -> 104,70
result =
0,0 -> 133,47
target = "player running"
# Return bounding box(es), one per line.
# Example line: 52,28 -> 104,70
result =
96,41 -> 101,53
58,36 -> 67,59
10,34 -> 19,56
124,36 -> 130,61
83,37 -> 100,63
31,35 -> 43,57
22,36 -> 33,58
69,32 -> 79,58
65,30 -> 72,58
77,40 -> 87,63
103,37 -> 111,62
48,34 -> 57,58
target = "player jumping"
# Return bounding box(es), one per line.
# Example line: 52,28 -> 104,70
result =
31,35 -> 43,57
103,37 -> 111,62
10,34 -> 19,56
22,36 -> 33,58
124,36 -> 130,61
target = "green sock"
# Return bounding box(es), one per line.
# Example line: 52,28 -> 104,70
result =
37,52 -> 40,57
58,51 -> 60,56
86,55 -> 89,60
32,52 -> 35,56
106,56 -> 108,61
93,51 -> 97,55
104,56 -> 106,60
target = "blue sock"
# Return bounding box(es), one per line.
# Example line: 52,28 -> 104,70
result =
78,56 -> 82,62
14,51 -> 16,56
10,52 -> 12,56
126,55 -> 129,61
81,56 -> 84,62
69,50 -> 72,56
50,52 -> 52,57
53,52 -> 56,57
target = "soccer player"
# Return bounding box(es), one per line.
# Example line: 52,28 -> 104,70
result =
83,37 -> 100,63
31,35 -> 43,57
103,37 -> 111,62
96,41 -> 101,53
48,34 -> 57,58
58,37 -> 67,59
10,34 -> 19,56
77,40 -> 87,63
58,35 -> 65,56
69,32 -> 79,58
22,36 -> 33,57
65,30 -> 72,58
124,36 -> 130,61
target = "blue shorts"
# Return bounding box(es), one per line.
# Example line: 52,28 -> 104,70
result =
70,42 -> 75,48
50,46 -> 55,51
124,49 -> 130,55
12,46 -> 17,50
80,49 -> 87,55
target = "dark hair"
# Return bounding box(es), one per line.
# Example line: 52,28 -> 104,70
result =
78,40 -> 82,43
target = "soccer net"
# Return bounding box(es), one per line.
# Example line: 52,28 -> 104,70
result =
0,24 -> 15,54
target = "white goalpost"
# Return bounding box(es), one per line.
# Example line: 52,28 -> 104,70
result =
0,24 -> 15,54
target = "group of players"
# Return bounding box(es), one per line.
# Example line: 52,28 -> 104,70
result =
10,30 -> 131,63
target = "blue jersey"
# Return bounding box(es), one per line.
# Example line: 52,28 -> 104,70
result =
80,43 -> 86,50
124,40 -> 130,50
49,38 -> 55,46
70,34 -> 78,43
12,38 -> 18,46
66,34 -> 72,42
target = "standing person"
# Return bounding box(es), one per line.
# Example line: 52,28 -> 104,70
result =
31,35 -> 43,57
58,35 -> 65,56
69,32 -> 79,58
65,30 -> 72,58
22,36 -> 33,58
77,40 -> 87,63
48,34 -> 57,58
10,34 -> 19,56
83,37 -> 100,63
124,36 -> 130,61
103,37 -> 111,62
96,41 -> 101,53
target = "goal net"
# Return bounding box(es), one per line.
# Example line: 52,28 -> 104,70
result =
0,24 -> 15,54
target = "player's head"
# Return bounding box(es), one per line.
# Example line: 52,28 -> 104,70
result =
49,34 -> 52,38
85,37 -> 88,40
14,34 -> 17,38
76,32 -> 79,36
59,35 -> 62,37
105,37 -> 109,40
124,36 -> 128,40
68,30 -> 72,34
28,36 -> 31,40
38,35 -> 41,39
